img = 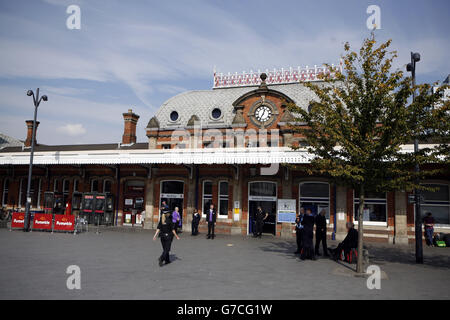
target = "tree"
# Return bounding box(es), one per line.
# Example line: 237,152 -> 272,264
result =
288,34 -> 449,274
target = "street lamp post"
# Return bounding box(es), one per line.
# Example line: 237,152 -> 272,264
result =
406,52 -> 423,264
24,88 -> 47,232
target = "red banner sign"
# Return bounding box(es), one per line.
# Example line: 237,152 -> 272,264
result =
54,214 -> 75,231
32,213 -> 53,230
11,212 -> 25,228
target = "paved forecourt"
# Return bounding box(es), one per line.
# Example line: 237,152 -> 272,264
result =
0,228 -> 449,299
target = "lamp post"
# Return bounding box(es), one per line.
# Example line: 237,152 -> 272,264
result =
24,88 -> 47,232
406,52 -> 423,264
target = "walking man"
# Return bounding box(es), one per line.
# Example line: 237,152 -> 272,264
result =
301,208 -> 315,260
206,204 -> 217,239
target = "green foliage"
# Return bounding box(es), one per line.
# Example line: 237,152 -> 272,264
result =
287,34 -> 449,194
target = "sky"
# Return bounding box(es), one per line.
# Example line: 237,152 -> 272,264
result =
0,0 -> 449,145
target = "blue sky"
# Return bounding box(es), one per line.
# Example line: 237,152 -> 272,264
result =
0,0 -> 449,145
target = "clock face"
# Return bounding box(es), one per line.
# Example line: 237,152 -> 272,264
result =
254,105 -> 272,122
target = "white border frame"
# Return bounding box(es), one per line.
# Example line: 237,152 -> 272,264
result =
299,181 -> 330,224
218,180 -> 229,218
247,181 -> 277,235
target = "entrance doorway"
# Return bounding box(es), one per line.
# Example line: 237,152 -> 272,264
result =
160,180 -> 184,229
123,180 -> 145,226
248,181 -> 277,235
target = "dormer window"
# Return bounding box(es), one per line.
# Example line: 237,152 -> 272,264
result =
170,111 -> 179,122
211,108 -> 222,120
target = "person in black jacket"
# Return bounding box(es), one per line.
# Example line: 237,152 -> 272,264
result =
294,208 -> 305,254
300,208 -> 315,260
153,210 -> 180,266
254,206 -> 268,238
205,204 -> 217,239
315,209 -> 329,256
329,222 -> 358,262
191,209 -> 200,236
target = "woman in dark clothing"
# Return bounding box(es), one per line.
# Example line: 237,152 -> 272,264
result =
153,211 -> 180,266
301,209 -> 316,260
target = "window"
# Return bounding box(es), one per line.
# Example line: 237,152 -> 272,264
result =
354,190 -> 387,224
63,179 -> 70,196
2,179 -> 9,207
299,182 -> 330,220
73,179 -> 79,192
218,181 -> 229,217
421,183 -> 450,225
162,144 -> 171,149
211,108 -> 222,120
91,179 -> 99,192
19,178 -> 26,208
170,111 -> 179,122
202,181 -> 213,216
53,179 -> 60,192
104,180 -> 113,194
249,182 -> 276,198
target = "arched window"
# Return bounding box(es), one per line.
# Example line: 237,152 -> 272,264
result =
202,181 -> 213,216
218,181 -> 229,217
63,179 -> 70,196
421,183 -> 450,225
354,190 -> 387,225
299,182 -> 330,219
73,179 -> 79,192
103,180 -> 113,194
91,179 -> 99,192
53,179 -> 60,192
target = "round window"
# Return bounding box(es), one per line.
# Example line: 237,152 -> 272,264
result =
170,111 -> 179,122
211,108 -> 222,120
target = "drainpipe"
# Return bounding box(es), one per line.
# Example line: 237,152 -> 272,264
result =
332,184 -> 336,240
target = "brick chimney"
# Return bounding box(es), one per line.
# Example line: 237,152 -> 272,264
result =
25,120 -> 39,148
122,109 -> 140,145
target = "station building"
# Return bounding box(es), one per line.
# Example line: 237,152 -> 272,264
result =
1,67 -> 449,243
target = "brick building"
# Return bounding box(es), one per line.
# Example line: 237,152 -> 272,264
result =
1,67 -> 449,243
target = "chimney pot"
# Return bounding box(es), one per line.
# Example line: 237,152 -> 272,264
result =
122,109 -> 139,145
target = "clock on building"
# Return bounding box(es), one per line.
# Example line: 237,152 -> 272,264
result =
254,105 -> 272,122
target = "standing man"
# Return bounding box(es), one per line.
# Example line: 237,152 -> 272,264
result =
301,208 -> 315,260
315,209 -> 329,256
294,208 -> 305,254
254,206 -> 268,238
191,209 -> 200,236
160,200 -> 169,215
423,212 -> 435,246
206,203 -> 217,239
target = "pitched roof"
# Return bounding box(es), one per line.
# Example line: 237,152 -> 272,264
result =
0,132 -> 23,150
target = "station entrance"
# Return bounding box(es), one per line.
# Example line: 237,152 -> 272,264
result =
248,182 -> 277,235
160,180 -> 184,228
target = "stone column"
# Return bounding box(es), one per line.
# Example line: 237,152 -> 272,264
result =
280,168 -> 294,239
231,166 -> 242,235
184,176 -> 196,233
394,190 -> 409,245
335,185 -> 347,241
143,175 -> 154,230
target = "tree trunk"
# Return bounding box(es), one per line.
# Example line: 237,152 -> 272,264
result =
356,185 -> 365,274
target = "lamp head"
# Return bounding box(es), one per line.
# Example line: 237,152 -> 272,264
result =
406,63 -> 412,72
41,95 -> 48,102
412,52 -> 421,62
27,90 -> 33,96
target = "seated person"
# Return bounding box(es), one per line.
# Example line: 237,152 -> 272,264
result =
329,222 -> 358,262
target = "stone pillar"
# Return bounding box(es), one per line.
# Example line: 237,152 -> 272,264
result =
231,166 -> 242,235
394,190 -> 409,245
143,176 -> 154,230
335,185 -> 347,241
184,174 -> 196,233
280,168 -> 294,239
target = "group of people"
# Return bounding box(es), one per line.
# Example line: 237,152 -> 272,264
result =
153,201 -> 218,266
294,207 -> 358,262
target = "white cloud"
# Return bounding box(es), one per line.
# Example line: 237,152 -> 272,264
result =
56,123 -> 87,136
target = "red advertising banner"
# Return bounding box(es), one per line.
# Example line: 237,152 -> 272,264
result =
32,213 -> 53,230
11,212 -> 25,228
54,214 -> 75,231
